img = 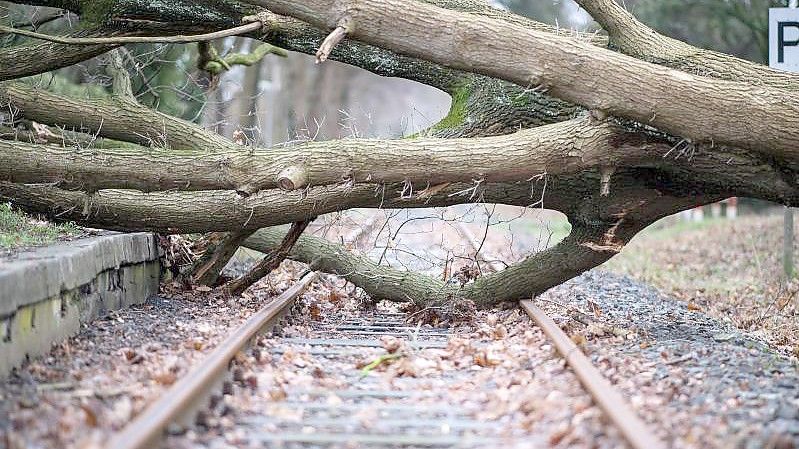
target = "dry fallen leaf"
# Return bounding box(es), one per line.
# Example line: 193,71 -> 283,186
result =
181,339 -> 203,351
548,424 -> 571,445
195,285 -> 212,292
79,402 -> 99,428
392,357 -> 418,377
327,290 -> 345,303
380,336 -> 402,353
570,334 -> 588,347
492,324 -> 508,340
268,386 -> 287,401
473,349 -> 500,367
244,374 -> 258,389
120,348 -> 145,364
309,303 -> 322,320
152,372 -> 177,386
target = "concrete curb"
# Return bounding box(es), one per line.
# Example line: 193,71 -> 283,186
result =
0,233 -> 160,377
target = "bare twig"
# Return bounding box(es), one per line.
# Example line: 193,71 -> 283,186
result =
0,21 -> 264,45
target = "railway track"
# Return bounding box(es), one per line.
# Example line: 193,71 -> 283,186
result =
104,270 -> 666,449
106,272 -> 318,449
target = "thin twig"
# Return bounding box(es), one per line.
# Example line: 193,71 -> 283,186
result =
0,21 -> 263,45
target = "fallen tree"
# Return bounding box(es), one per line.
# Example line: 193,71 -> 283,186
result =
1,0 -> 798,304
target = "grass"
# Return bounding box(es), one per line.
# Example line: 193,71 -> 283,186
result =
603,212 -> 799,355
0,203 -> 82,250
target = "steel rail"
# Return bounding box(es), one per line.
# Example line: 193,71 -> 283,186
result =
105,271 -> 318,449
520,300 -> 667,449
316,216 -> 665,447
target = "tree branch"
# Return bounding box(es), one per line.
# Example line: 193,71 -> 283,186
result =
224,219 -> 312,295
0,31 -> 117,81
182,230 -> 258,286
202,43 -> 288,75
0,117 -> 662,193
316,25 -> 348,63
0,180 -> 550,233
575,0 -> 799,90
242,192 -> 712,307
0,82 -> 233,151
244,0 -> 799,159
0,21 -> 264,45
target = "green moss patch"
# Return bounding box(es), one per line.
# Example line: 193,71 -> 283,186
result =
432,82 -> 471,131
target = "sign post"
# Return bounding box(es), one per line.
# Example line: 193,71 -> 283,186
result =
770,2 -> 799,279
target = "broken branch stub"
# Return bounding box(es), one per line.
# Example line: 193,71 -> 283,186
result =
277,165 -> 309,191
316,26 -> 349,63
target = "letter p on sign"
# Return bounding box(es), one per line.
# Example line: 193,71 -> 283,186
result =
770,8 -> 799,72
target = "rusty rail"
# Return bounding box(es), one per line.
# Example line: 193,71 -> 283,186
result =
105,271 -> 317,449
520,300 -> 667,449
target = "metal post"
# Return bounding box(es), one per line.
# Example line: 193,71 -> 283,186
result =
785,206 -> 795,279
780,0 -> 795,278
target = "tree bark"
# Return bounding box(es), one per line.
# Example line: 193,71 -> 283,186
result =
186,230 -> 257,287
246,0 -> 799,159
0,116 -> 663,193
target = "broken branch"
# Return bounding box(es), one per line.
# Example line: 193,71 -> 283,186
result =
316,25 -> 348,63
0,21 -> 264,45
224,219 -> 313,296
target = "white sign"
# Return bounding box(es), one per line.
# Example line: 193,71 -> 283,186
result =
770,8 -> 799,72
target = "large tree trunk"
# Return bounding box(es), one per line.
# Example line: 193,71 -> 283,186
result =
1,0 -> 798,306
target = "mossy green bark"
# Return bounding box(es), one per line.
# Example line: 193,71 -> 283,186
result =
432,82 -> 471,131
78,0 -> 116,25
204,43 -> 288,75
